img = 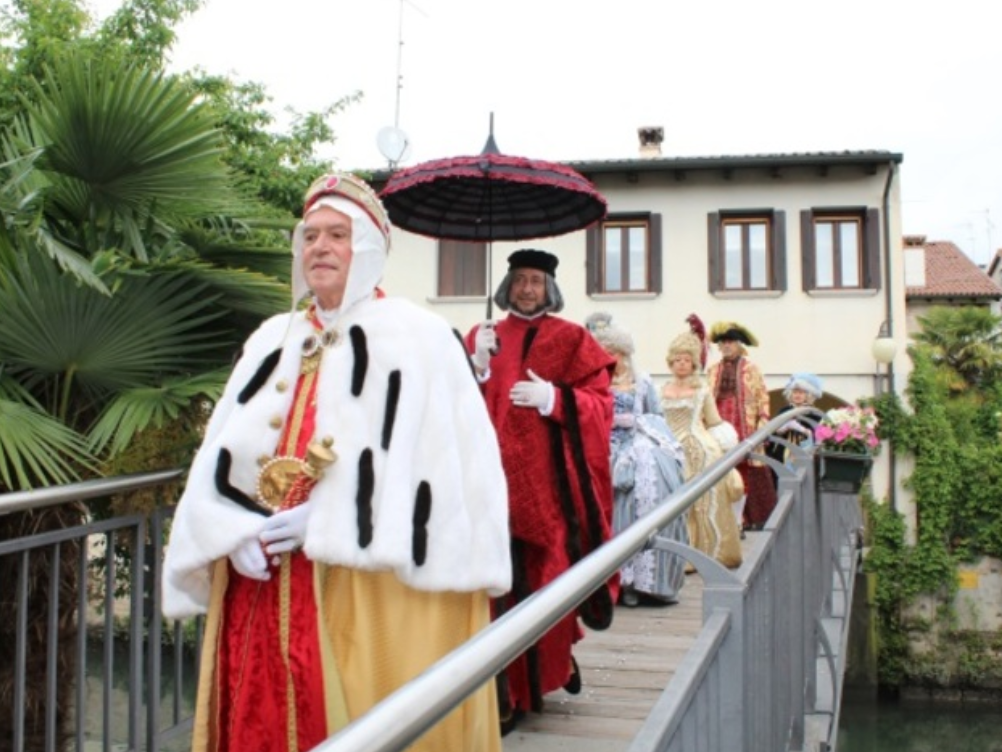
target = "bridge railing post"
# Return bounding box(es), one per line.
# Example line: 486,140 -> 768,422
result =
701,569 -> 748,752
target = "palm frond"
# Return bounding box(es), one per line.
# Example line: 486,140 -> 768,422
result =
34,224 -> 109,292
0,144 -> 43,219
180,223 -> 293,283
19,52 -> 253,258
0,395 -> 96,490
88,368 -> 228,455
0,252 -> 235,403
163,255 -> 289,318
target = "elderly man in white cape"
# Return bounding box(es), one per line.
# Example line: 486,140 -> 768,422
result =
162,172 -> 512,752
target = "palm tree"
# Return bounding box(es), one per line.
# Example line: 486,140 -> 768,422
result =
913,306 -> 1002,392
0,51 -> 290,751
0,52 -> 290,487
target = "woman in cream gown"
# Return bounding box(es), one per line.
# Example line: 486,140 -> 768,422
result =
660,325 -> 743,569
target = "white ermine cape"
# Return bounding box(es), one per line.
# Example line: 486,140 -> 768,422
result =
163,297 -> 511,617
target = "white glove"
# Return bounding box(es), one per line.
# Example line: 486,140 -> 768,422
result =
471,321 -> 497,371
260,503 -> 311,556
613,413 -> 635,428
780,420 -> 811,437
229,537 -> 270,581
510,369 -> 554,412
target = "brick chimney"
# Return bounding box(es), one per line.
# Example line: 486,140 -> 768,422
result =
638,126 -> 664,158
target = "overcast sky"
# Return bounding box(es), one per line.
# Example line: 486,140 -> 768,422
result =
93,0 -> 1002,265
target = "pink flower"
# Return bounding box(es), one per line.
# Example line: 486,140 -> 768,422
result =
816,404 -> 881,456
815,425 -> 835,442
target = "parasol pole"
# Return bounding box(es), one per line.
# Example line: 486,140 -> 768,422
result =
482,113 -> 500,319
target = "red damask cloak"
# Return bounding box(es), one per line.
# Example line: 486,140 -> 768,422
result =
466,314 -> 615,713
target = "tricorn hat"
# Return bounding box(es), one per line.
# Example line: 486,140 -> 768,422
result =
709,321 -> 759,347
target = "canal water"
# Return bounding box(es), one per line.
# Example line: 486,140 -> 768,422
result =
838,691 -> 1002,752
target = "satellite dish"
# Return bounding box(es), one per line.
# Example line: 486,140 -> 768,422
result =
377,126 -> 412,166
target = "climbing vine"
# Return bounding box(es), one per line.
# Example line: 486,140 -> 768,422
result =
864,307 -> 1002,689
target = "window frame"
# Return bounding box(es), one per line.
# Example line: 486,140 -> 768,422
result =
436,239 -> 487,298
707,209 -> 787,293
586,212 -> 662,295
800,207 -> 881,292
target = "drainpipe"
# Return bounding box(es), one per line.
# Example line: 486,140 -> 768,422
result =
881,160 -> 898,513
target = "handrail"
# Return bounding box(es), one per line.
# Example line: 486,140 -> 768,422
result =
316,407 -> 823,752
0,408 -> 828,752
0,468 -> 185,515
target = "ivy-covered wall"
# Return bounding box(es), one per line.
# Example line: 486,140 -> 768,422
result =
864,306 -> 1002,690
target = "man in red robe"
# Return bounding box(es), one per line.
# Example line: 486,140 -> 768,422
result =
464,248 -> 616,732
706,321 -> 777,530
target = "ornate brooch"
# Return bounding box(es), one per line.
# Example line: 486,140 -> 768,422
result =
301,329 -> 340,373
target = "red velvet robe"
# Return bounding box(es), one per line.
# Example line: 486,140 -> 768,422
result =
707,355 -> 777,527
212,312 -> 327,752
466,314 -> 616,713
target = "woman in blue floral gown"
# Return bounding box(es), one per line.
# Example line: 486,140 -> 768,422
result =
588,314 -> 688,606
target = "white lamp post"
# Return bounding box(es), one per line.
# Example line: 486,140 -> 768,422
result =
872,322 -> 897,394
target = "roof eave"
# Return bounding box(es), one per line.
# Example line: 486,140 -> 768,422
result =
367,150 -> 904,183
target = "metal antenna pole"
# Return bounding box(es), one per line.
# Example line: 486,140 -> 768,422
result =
394,0 -> 404,129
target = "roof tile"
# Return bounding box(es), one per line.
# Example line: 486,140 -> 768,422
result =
906,240 -> 1002,299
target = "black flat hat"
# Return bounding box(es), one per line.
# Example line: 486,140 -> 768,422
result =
507,248 -> 558,277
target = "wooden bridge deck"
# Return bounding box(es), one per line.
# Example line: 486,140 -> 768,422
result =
503,572 -> 706,752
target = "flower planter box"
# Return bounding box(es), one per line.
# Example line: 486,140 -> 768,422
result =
816,451 -> 872,493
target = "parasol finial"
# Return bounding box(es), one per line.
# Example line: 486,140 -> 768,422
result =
481,112 -> 501,155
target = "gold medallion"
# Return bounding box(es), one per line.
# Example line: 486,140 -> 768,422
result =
256,455 -> 307,511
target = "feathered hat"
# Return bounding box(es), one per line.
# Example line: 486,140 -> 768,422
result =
667,313 -> 708,371
709,321 -> 759,347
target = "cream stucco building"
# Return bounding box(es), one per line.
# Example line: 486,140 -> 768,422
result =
366,138 -> 910,516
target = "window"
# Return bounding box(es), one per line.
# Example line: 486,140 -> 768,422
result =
800,208 -> 881,291
707,210 -> 786,292
586,213 -> 662,294
437,240 -> 486,297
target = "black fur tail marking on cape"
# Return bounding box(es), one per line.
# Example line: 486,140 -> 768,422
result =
411,481 -> 431,566
349,325 -> 368,396
381,370 -> 401,450
214,448 -> 272,516
356,448 -> 375,547
237,348 -> 282,404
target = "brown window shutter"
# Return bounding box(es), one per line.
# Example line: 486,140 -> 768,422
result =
771,210 -> 787,292
650,213 -> 663,294
586,224 -> 600,294
800,210 -> 815,290
707,212 -> 721,292
864,207 -> 881,290
439,240 -> 488,296
468,243 -> 487,296
438,240 -> 456,296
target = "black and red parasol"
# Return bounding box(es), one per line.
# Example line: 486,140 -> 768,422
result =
379,118 -> 607,315
379,146 -> 607,242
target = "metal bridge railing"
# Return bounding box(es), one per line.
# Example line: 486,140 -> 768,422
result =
0,469 -> 200,752
2,407 -> 862,752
